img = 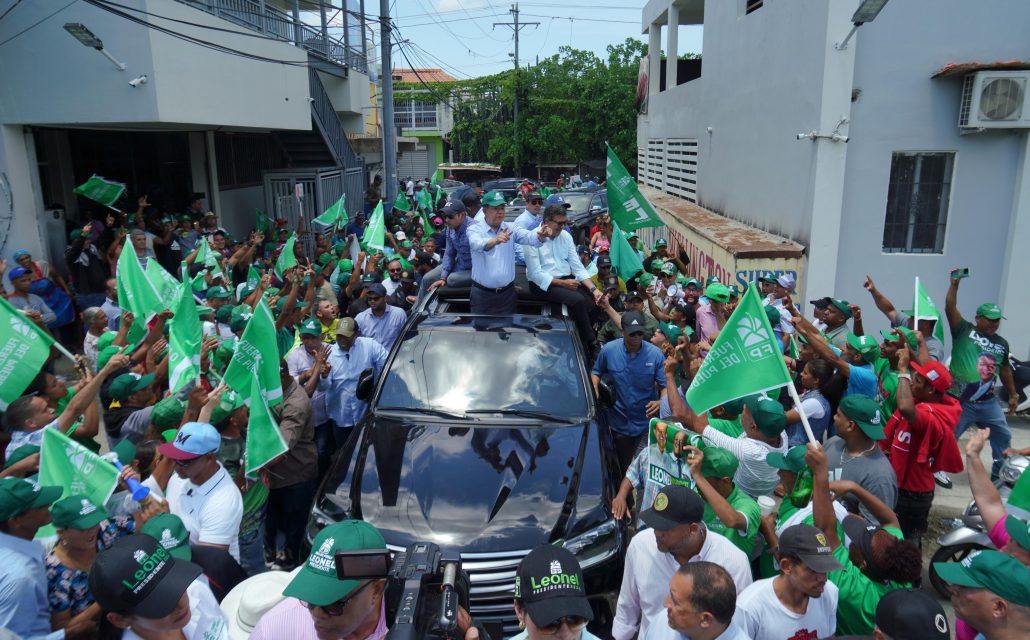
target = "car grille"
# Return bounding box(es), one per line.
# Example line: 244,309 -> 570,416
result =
388,544 -> 530,636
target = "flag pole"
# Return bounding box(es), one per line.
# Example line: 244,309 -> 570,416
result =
914,276 -> 920,323
785,382 -> 818,445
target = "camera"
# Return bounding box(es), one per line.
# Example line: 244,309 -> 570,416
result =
336,541 -> 473,640
128,75 -> 148,88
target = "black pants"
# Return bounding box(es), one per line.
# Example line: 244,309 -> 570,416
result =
470,283 -> 517,315
613,432 -> 647,480
896,488 -> 935,549
265,479 -> 317,565
529,280 -> 596,348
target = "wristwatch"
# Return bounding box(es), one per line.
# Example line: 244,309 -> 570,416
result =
898,373 -> 911,381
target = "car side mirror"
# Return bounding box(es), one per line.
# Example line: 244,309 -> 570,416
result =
590,205 -> 602,213
596,378 -> 615,409
355,368 -> 375,401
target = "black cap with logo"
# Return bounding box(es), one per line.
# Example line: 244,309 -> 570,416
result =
875,588 -> 950,640
777,523 -> 845,573
514,545 -> 593,628
639,485 -> 705,531
621,311 -> 647,335
88,534 -> 202,617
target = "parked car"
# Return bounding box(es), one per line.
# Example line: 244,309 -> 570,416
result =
482,177 -> 529,201
557,187 -> 608,245
304,292 -> 625,638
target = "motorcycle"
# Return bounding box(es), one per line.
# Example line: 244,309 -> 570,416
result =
998,354 -> 1030,414
928,453 -> 1029,599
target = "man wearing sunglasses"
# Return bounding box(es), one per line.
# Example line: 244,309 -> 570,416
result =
513,192 -> 546,266
512,545 -> 601,640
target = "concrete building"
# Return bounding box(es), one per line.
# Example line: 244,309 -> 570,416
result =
638,0 -> 1030,357
0,0 -> 371,272
392,68 -> 457,180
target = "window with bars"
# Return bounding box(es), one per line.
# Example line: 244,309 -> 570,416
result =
394,97 -> 439,129
882,152 -> 954,254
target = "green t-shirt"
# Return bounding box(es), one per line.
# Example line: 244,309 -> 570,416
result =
949,318 -> 1010,398
874,358 -> 898,419
830,526 -> 908,636
703,485 -> 760,556
708,417 -> 743,439
277,326 -> 298,359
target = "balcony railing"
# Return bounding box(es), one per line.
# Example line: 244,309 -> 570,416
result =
175,0 -> 368,73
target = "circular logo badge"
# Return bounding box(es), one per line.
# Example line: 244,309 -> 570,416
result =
654,493 -> 669,512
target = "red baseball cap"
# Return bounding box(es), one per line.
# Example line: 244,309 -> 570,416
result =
911,360 -> 952,393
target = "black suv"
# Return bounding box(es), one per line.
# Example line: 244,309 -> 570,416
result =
556,188 -> 608,245
305,292 -> 625,638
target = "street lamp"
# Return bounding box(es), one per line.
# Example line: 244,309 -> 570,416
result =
834,0 -> 890,50
63,23 -> 127,70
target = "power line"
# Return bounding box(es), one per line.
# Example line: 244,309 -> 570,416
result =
0,0 -> 25,24
0,0 -> 78,48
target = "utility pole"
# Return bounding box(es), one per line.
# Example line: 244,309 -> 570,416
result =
494,4 -> 538,173
380,0 -> 397,208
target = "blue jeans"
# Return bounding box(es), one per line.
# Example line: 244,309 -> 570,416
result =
238,520 -> 267,577
954,397 -> 1011,477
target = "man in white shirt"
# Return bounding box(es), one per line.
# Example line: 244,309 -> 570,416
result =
613,485 -> 752,640
147,422 -> 244,561
524,204 -> 602,350
644,562 -> 750,640
736,523 -> 842,640
89,534 -> 229,639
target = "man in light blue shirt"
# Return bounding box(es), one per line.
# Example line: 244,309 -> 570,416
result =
513,192 -> 545,266
524,204 -> 602,351
355,283 -> 407,349
467,190 -> 546,315
0,478 -> 66,640
322,318 -> 389,446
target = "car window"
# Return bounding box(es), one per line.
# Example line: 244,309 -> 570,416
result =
559,193 -> 594,215
379,328 -> 589,420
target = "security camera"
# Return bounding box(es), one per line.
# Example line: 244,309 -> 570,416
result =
128,75 -> 148,88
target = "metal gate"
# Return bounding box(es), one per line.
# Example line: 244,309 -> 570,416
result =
263,165 -> 366,257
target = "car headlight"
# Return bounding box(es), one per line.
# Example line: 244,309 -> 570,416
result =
562,520 -> 620,570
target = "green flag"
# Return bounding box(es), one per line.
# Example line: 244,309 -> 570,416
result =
313,194 -> 348,230
417,188 -> 432,212
145,258 -> 180,302
246,265 -> 261,291
609,222 -> 644,281
167,275 -> 202,394
244,374 -> 288,475
117,239 -> 164,344
38,427 -> 120,538
73,174 -> 125,208
0,296 -> 56,410
431,168 -> 443,187
685,283 -> 793,414
255,209 -> 272,234
196,237 -> 222,273
222,298 -> 283,406
363,201 -> 386,253
420,211 -> 435,239
274,233 -> 299,279
606,144 -> 664,230
913,277 -> 946,344
392,189 -> 411,212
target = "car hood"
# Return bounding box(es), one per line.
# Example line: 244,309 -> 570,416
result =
352,419 -> 589,552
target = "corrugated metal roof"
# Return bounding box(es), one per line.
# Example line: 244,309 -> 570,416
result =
931,60 -> 1030,78
392,68 -> 457,83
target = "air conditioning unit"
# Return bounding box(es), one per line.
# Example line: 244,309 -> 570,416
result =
958,70 -> 1030,130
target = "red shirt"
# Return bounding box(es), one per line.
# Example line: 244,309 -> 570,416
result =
880,394 -> 962,492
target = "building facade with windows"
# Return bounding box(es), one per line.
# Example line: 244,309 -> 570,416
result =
638,0 -> 1030,357
392,68 -> 456,181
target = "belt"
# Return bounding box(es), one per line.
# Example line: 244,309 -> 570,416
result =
473,281 -> 514,294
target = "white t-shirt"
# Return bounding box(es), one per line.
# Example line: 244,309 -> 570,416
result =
643,614 -> 751,640
612,527 -> 753,640
145,464 -> 243,560
736,577 -> 838,640
797,397 -> 826,421
405,180 -> 414,196
124,579 -> 228,640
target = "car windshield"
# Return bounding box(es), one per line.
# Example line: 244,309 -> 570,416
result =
378,327 -> 589,420
559,193 -> 595,214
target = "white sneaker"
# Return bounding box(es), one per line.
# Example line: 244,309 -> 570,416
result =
934,471 -> 953,489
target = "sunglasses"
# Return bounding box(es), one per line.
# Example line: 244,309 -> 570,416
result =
529,199 -> 543,204
301,580 -> 371,617
388,267 -> 402,273
443,213 -> 459,219
173,455 -> 204,468
538,616 -> 589,635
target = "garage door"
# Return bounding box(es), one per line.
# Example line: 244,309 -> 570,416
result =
397,146 -> 428,181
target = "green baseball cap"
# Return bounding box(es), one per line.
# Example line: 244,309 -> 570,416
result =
317,253 -> 333,266
838,395 -> 885,439
141,513 -> 192,561
638,272 -> 654,288
96,331 -> 118,352
829,298 -> 853,319
746,396 -> 786,437
151,396 -> 186,429
627,232 -> 638,240
51,496 -> 108,530
109,373 -> 155,402
705,276 -> 721,286
976,303 -> 1005,320
846,333 -> 881,363
934,549 -> 1030,606
338,258 -> 353,273
481,190 -> 506,207
265,287 -> 281,299
767,445 -> 808,473
206,286 -> 231,299
274,296 -> 291,314
299,318 -> 322,337
96,345 -> 122,370
283,520 -> 387,606
659,321 -> 684,344
764,305 -> 783,326
660,262 -> 677,276
758,274 -> 778,284
3,445 -> 39,470
333,242 -> 348,256
700,447 -> 739,479
230,309 -> 253,333
879,327 -> 918,352
650,259 -> 666,274
214,304 -> 233,323
705,283 -> 731,304
683,277 -> 701,289
0,478 -> 62,521
160,429 -> 178,443
727,285 -> 740,298
209,389 -> 244,427
112,440 -> 137,466
1004,515 -> 1030,552
654,238 -> 668,249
